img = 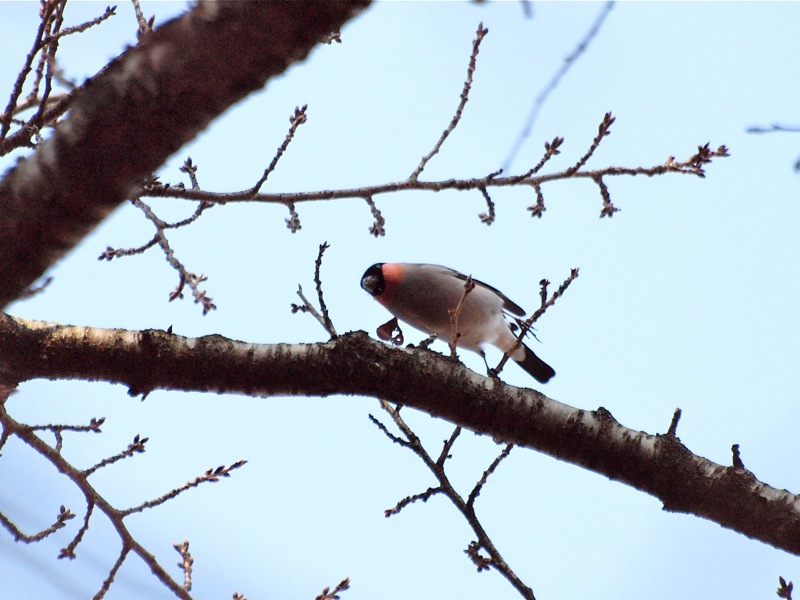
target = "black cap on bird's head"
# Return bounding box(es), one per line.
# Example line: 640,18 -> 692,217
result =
361,263 -> 385,296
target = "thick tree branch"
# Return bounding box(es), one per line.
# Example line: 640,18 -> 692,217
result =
0,1 -> 370,310
0,314 -> 798,557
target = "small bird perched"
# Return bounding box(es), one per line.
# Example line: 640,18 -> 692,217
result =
360,263 -> 555,383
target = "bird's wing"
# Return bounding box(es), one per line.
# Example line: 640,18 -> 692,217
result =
442,266 -> 527,317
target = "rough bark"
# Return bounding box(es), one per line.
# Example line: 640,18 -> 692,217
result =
1,314 -> 798,557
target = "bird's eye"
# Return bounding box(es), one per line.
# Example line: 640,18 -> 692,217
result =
361,264 -> 385,295
361,274 -> 381,295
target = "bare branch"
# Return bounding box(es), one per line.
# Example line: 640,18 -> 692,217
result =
313,242 -> 337,337
364,195 -> 386,237
19,275 -> 53,300
285,201 -> 302,233
567,111 -> 615,174
0,1 -> 371,310
0,0 -> 59,141
495,268 -> 579,376
83,434 -> 148,477
746,124 -> 800,134
146,127 -> 729,223
667,408 -> 682,437
0,504 -> 75,544
368,411 -> 411,448
46,5 -> 117,44
292,243 -> 337,337
173,540 -> 194,592
121,460 -> 248,516
0,393 -> 192,599
376,400 -> 536,599
467,444 -> 513,509
98,197 -> 217,314
247,105 -> 308,196
130,0 -> 154,40
59,500 -> 93,560
384,487 -> 443,517
316,577 -> 351,600
92,545 -> 130,600
410,23 -> 488,181
437,426 -> 462,468
477,186 -> 496,225
3,319 -> 800,557
449,275 -> 475,358
503,1 -> 615,170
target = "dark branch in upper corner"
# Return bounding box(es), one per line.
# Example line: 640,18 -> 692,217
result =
0,3 -> 116,153
0,2 -> 372,311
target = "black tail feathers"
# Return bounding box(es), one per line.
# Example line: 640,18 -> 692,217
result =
515,344 -> 555,383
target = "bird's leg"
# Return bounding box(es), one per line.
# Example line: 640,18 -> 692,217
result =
481,350 -> 500,379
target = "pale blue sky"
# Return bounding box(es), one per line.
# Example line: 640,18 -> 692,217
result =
2,2 -> 800,599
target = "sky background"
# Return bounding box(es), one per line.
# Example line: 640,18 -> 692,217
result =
1,1 -> 800,599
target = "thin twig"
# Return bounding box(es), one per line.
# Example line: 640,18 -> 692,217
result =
44,5 -> 116,44
567,112 -> 615,174
285,201 -> 301,232
313,242 -> 337,337
316,577 -> 351,600
409,23 -> 488,181
371,401 -> 536,600
102,197 -> 216,314
746,124 -> 800,134
121,460 -> 247,516
478,186 -> 496,225
364,195 -> 385,237
59,501 -> 93,559
173,540 -> 193,592
495,268 -> 579,377
667,408 -> 682,437
248,105 -> 308,195
19,276 -> 53,299
0,399 -> 192,600
368,412 -> 411,448
0,504 -> 74,544
449,276 -> 475,358
292,286 -> 330,332
0,1 -> 58,141
292,244 -> 337,337
83,434 -> 148,477
92,545 -> 130,600
384,487 -> 442,517
437,426 -> 462,467
467,444 -> 513,509
130,0 -> 153,39
502,1 -> 615,170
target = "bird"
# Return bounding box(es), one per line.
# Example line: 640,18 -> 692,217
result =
360,263 -> 555,383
